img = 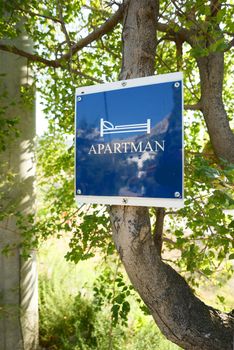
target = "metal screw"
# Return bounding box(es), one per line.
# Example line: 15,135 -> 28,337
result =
77,189 -> 82,194
174,82 -> 180,88
77,96 -> 82,101
123,198 -> 128,204
121,81 -> 127,87
174,192 -> 180,198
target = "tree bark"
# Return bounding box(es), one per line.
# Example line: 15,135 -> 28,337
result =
197,52 -> 234,163
120,0 -> 158,79
0,31 -> 39,350
110,206 -> 234,350
110,1 -> 234,349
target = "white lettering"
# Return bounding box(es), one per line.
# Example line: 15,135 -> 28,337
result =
104,144 -> 112,154
122,142 -> 131,153
130,142 -> 143,153
98,144 -> 105,154
87,140 -> 165,155
88,145 -> 97,154
114,143 -> 121,153
144,141 -> 153,152
155,140 -> 165,151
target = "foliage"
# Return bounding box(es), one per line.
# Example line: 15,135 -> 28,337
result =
162,116 -> 234,287
0,0 -> 233,301
0,0 -> 234,345
39,270 -> 99,349
93,258 -> 133,326
126,317 -> 181,350
38,240 -> 181,350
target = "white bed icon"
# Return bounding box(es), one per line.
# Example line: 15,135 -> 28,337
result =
100,118 -> 151,137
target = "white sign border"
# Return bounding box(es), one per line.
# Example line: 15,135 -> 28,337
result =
76,71 -> 183,95
75,72 -> 184,208
76,195 -> 184,208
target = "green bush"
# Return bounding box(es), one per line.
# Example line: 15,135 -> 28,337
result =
38,244 -> 181,350
39,270 -> 180,350
127,317 -> 180,350
39,279 -> 97,349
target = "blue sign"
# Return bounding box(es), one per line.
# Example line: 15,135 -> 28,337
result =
75,73 -> 183,207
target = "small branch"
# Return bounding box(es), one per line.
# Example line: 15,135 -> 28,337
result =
184,101 -> 202,111
108,257 -> 121,350
156,21 -> 194,46
0,3 -> 126,68
223,31 -> 234,37
162,258 -> 176,264
83,5 -> 111,17
165,211 -> 179,215
224,38 -> 234,52
163,237 -> 176,245
57,1 -> 72,50
210,0 -> 222,17
57,0 -> 74,80
184,76 -> 200,101
175,36 -> 183,71
156,52 -> 172,70
156,35 -> 174,45
15,5 -> 62,23
153,208 -> 165,257
99,37 -> 119,59
60,205 -> 85,227
0,44 -> 60,67
70,69 -> 103,83
171,0 -> 199,31
158,0 -> 172,20
57,2 -> 126,63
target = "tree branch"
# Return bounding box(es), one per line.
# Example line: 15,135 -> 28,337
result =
153,208 -> 165,256
210,0 -> 222,17
70,69 -> 103,83
16,6 -> 62,23
57,0 -> 75,78
110,206 -> 234,350
0,3 -> 126,68
175,36 -> 183,70
110,1 -> 234,349
0,44 -> 60,67
83,5 -> 111,17
57,2 -> 125,63
184,101 -> 202,111
224,37 -> 234,52
163,237 -> 176,245
171,0 -> 200,31
156,21 -> 194,46
57,1 -> 72,50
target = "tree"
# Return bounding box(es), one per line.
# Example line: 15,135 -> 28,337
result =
0,19 -> 38,350
0,1 -> 233,349
110,1 -> 234,349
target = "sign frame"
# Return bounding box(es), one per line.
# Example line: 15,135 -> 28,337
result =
75,72 -> 184,207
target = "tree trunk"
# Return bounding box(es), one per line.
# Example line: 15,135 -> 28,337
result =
0,31 -> 39,350
110,1 -> 234,349
110,206 -> 234,350
197,52 -> 234,163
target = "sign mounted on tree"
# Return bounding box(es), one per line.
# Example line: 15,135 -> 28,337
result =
75,72 -> 184,207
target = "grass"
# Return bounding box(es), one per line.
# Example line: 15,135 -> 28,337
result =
38,237 -> 181,350
38,237 -> 234,350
